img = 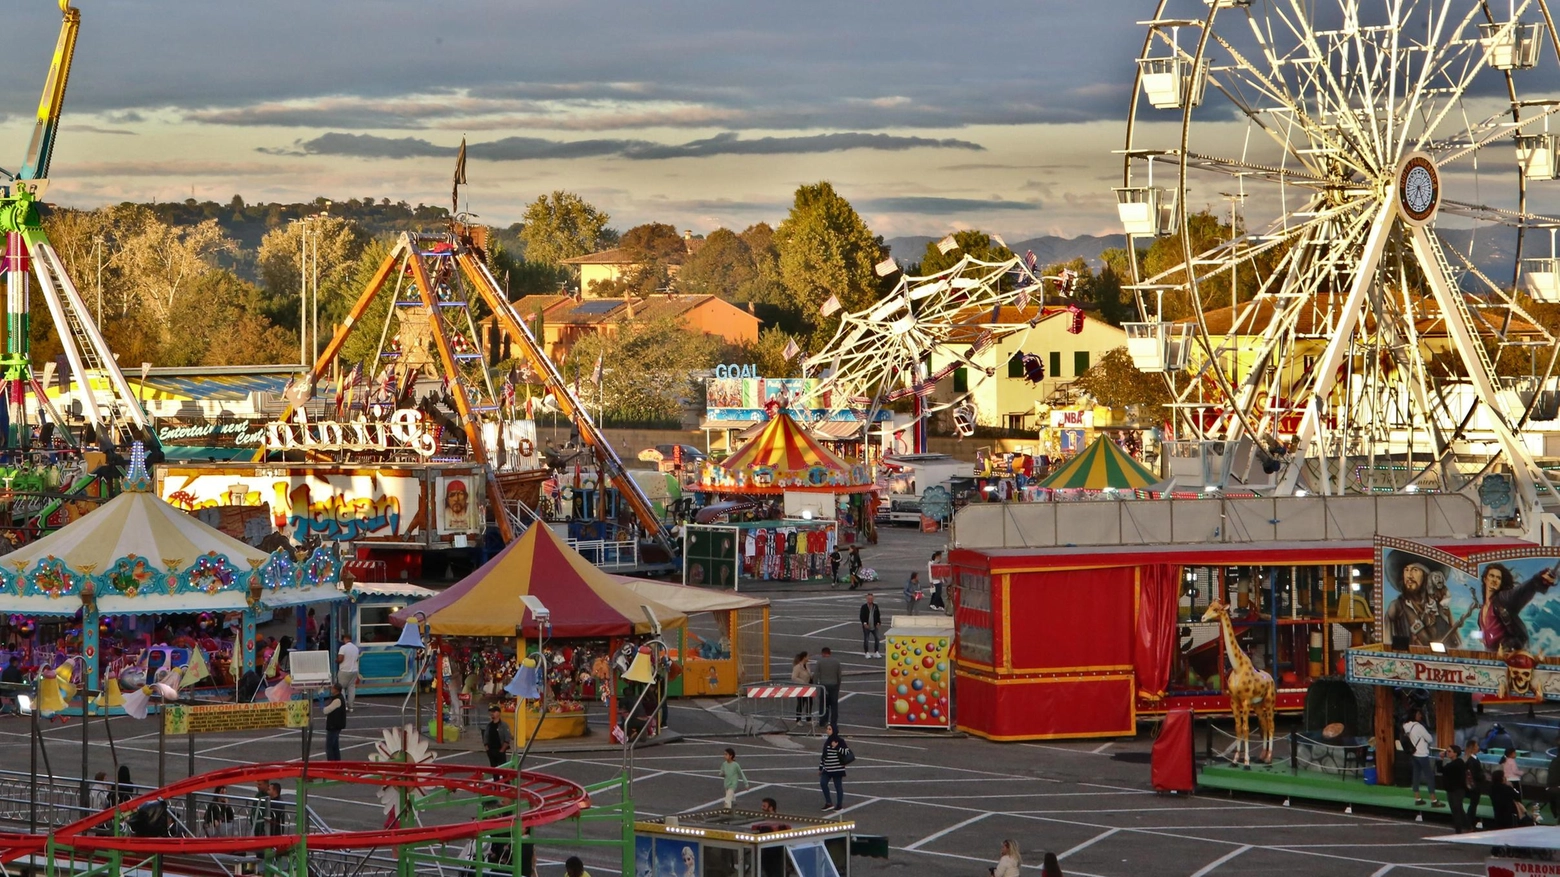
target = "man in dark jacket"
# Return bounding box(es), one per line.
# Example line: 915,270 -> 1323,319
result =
1440,746 -> 1469,833
859,594 -> 882,658
814,647 -> 842,728
322,684 -> 347,761
485,705 -> 514,769
1465,740 -> 1489,829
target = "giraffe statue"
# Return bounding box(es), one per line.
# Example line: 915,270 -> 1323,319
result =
1200,599 -> 1275,766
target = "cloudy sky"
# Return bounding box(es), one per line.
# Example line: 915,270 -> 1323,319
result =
3,1 -> 1554,246
0,0 -> 1157,242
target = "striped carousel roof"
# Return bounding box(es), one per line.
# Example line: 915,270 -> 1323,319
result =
701,411 -> 873,494
1037,435 -> 1158,490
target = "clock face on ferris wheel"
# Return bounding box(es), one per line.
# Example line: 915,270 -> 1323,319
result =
1397,154 -> 1439,224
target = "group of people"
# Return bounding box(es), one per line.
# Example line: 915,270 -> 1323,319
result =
1402,709 -> 1560,831
789,647 -> 843,727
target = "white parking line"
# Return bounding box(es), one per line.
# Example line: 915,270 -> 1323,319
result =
1189,845 -> 1251,877
1058,827 -> 1119,859
903,811 -> 989,851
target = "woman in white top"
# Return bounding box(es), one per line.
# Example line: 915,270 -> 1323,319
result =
791,651 -> 813,722
991,839 -> 1021,877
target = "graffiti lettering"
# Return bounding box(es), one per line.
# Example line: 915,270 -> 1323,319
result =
272,483 -> 401,542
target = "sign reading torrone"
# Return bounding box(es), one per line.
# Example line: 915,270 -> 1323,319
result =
163,701 -> 311,734
263,409 -> 436,457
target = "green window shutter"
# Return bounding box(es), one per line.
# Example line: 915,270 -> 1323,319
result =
1049,351 -> 1061,377
953,367 -> 968,393
1007,353 -> 1025,378
1074,351 -> 1089,376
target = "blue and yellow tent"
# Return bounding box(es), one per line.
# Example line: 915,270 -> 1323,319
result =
1038,435 -> 1157,489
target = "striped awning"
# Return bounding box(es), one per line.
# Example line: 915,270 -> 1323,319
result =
1037,436 -> 1158,490
699,411 -> 873,494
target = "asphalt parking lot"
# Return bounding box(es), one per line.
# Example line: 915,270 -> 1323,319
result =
0,526 -> 1495,876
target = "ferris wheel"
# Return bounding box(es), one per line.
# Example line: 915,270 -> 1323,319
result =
803,252 -> 1082,437
1120,0 -> 1560,517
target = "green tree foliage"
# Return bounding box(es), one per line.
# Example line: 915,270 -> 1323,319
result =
727,326 -> 803,379
563,318 -> 725,424
337,239 -> 397,370
1071,346 -> 1174,420
915,230 -> 1013,276
162,271 -> 297,366
518,191 -> 611,268
677,228 -> 756,298
775,182 -> 882,337
1135,209 -> 1286,321
256,215 -> 367,334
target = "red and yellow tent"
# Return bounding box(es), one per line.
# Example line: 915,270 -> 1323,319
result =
698,411 -> 874,494
392,523 -> 684,638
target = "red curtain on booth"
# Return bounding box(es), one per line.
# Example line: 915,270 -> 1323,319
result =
1134,563 -> 1181,702
1151,708 -> 1195,792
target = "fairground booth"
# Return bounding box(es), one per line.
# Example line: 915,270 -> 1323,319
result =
1341,536 -> 1560,790
0,446 -> 345,708
615,577 -> 770,697
391,522 -> 685,743
636,808 -> 857,877
687,411 -> 875,587
947,493 -> 1520,740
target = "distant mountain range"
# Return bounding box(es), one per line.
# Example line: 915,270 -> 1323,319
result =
886,233 -> 1120,270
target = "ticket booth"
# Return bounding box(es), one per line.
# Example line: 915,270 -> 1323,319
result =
636,808 -> 855,877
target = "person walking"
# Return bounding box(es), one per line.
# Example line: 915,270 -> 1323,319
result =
322,683 -> 347,761
790,652 -> 813,722
847,547 -> 863,590
814,647 -> 842,729
927,550 -> 948,613
828,548 -> 842,587
860,594 -> 882,658
902,573 -> 921,617
1502,747 -> 1524,799
990,839 -> 1021,877
485,705 -> 514,768
1465,740 -> 1489,829
336,632 -> 362,711
1042,851 -> 1065,877
1402,708 -> 1442,807
1441,746 -> 1469,833
720,747 -> 749,810
819,727 -> 849,812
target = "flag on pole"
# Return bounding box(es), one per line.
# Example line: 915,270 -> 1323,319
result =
1016,287 -> 1031,311
874,256 -> 899,277
1023,250 -> 1038,271
990,233 -> 1008,249
452,136 -> 468,216
819,295 -> 842,317
181,648 -> 210,689
936,234 -> 959,255
591,353 -> 604,385
782,337 -> 801,361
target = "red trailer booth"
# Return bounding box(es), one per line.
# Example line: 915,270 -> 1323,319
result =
950,537 -> 1526,741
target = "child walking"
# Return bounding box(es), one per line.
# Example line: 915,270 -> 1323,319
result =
720,747 -> 749,810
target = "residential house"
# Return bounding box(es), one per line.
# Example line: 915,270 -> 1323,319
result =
928,306 -> 1129,430
559,231 -> 704,296
509,293 -> 759,362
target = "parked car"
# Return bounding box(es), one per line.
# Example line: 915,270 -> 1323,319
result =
637,444 -> 708,467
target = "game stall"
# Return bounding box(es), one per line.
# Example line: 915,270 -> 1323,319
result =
346,578 -> 439,695
615,576 -> 770,697
0,445 -> 345,704
391,522 -> 684,742
948,535 -> 1528,741
635,808 -> 856,877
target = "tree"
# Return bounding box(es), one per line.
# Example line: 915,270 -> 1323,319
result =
592,223 -> 688,296
162,271 -> 296,366
915,230 -> 1013,276
676,228 -> 755,298
256,215 -> 367,335
774,182 -> 882,336
104,211 -> 234,342
1071,346 -> 1174,420
563,318 -> 725,424
728,326 -> 802,378
518,191 -> 611,268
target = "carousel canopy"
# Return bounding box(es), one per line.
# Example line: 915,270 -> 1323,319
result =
393,523 -> 685,638
1037,436 -> 1159,490
700,411 -> 873,494
0,446 -> 343,617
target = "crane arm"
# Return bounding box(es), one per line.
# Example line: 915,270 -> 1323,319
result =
19,1 -> 81,182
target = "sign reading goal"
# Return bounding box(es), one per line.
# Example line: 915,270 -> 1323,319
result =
163,701 -> 311,735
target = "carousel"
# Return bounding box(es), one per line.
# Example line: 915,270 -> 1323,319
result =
391,522 -> 685,742
0,444 -> 344,710
687,410 -> 875,587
